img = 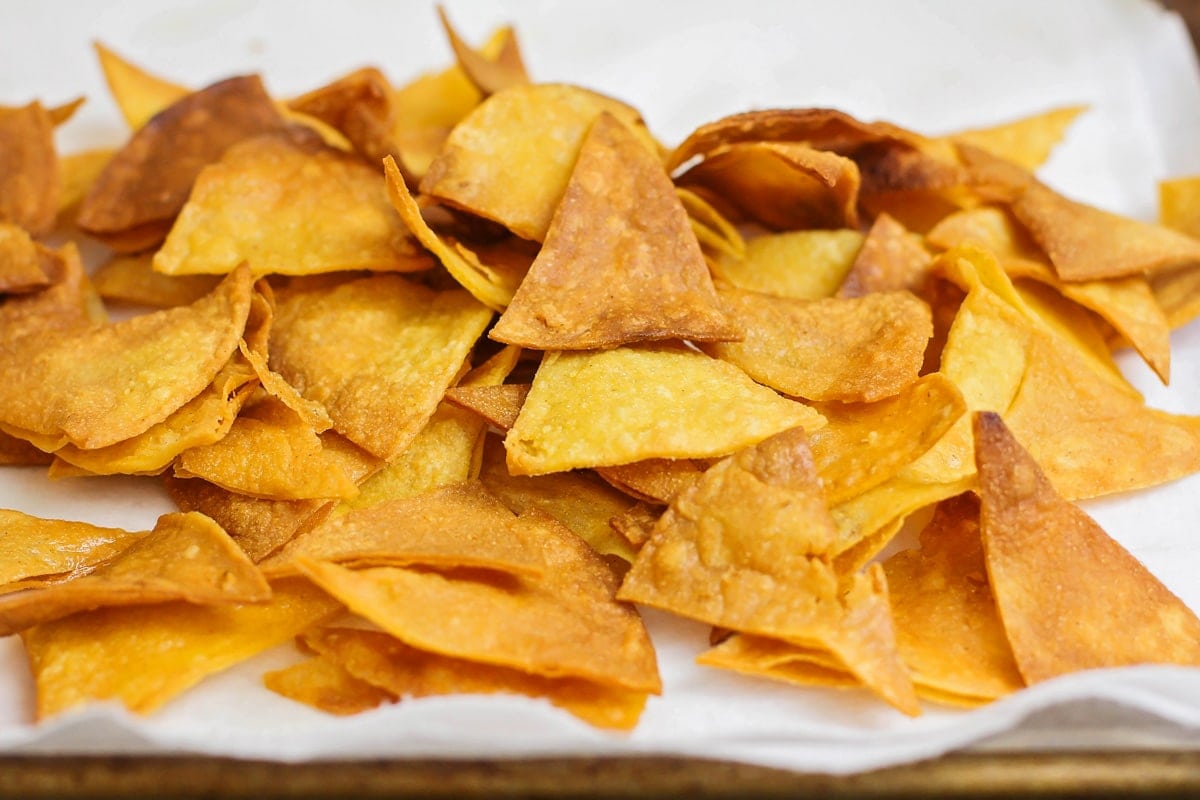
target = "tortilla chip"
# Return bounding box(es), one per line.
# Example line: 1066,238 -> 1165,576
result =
93,42 -> 190,130
712,229 -> 864,300
263,651 -> 395,716
837,213 -> 932,297
419,82 -> 658,242
437,8 -> 529,96
973,411 -> 1200,683
676,141 -> 861,230
0,509 -> 138,585
287,66 -> 397,167
268,274 -> 492,461
77,75 -> 286,252
491,113 -> 738,349
0,101 -> 58,236
0,241 -> 98,345
92,252 -> 221,308
295,512 -> 660,694
594,458 -> 706,506
947,105 -> 1086,171
0,265 -> 253,449
154,130 -> 432,276
57,148 -> 116,218
704,284 -> 931,402
301,626 -> 646,730
0,223 -> 49,293
22,576 -> 341,718
504,344 -> 824,475
677,186 -> 745,262
444,383 -> 529,432
882,493 -> 1023,704
261,480 -> 547,579
1009,180 -> 1200,281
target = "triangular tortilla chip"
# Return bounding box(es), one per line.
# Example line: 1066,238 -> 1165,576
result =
0,101 -> 58,236
504,344 -> 824,475
973,411 -> 1200,683
91,252 -> 220,308
93,42 -> 189,130
0,509 -> 137,585
437,8 -> 529,96
0,223 -> 49,293
263,650 -> 396,717
882,493 -> 1024,704
946,105 -> 1086,171
490,113 -> 738,349
837,213 -> 932,297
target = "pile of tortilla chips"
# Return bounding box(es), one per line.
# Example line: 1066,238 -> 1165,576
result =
2,6 -> 1200,731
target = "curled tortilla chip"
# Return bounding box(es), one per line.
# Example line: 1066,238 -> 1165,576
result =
0,101 -> 58,236
437,8 -> 529,96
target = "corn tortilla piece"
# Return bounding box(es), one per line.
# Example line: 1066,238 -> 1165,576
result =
490,113 -> 737,350
0,264 -> 253,449
882,493 -> 1023,704
261,480 -> 547,579
478,436 -> 638,562
0,432 -> 53,466
837,213 -> 932,298
92,252 -> 220,308
973,412 -> 1200,683
263,652 -> 396,716
676,141 -> 861,231
0,223 -> 49,294
595,458 -> 705,506
444,383 -> 530,432
0,242 -> 99,352
1009,180 -> 1200,281
505,344 -> 823,476
809,372 -> 966,506
677,186 -> 745,262
0,101 -> 59,236
705,284 -> 931,403
0,509 -> 138,585
268,274 -> 492,461
286,66 -> 397,167
22,576 -> 341,719
77,75 -> 287,252
713,229 -> 864,300
57,148 -> 116,219
295,511 -> 660,694
437,8 -> 529,96
0,511 -> 270,636
93,42 -> 190,130
946,105 -> 1086,171
419,82 -> 659,242
302,626 -> 646,730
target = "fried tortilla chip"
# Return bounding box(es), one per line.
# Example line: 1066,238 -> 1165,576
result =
93,42 -> 189,130
287,66 -> 397,167
261,480 -> 547,579
882,493 -> 1023,704
504,344 -> 824,475
0,511 -> 270,636
437,8 -> 529,96
712,229 -> 864,300
23,576 -> 341,718
973,411 -> 1200,683
154,131 -> 432,276
57,147 -> 116,216
92,252 -> 220,308
947,105 -> 1086,171
595,458 -> 706,506
0,241 -> 98,345
490,113 -> 737,349
678,186 -> 745,262
419,82 -> 658,242
0,265 -> 252,449
268,274 -> 492,461
704,284 -> 931,403
444,383 -> 529,432
0,101 -> 58,236
300,626 -> 646,730
77,75 -> 287,252
0,509 -> 137,585
837,213 -> 932,297
0,223 -> 49,294
263,651 -> 396,716
296,512 -> 660,694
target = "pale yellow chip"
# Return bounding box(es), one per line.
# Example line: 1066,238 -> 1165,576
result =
154,131 -> 433,276
713,229 -> 864,300
504,344 -> 824,475
268,274 -> 492,461
93,42 -> 190,130
23,577 -> 341,718
947,105 -> 1086,171
92,252 -> 220,308
0,509 -> 138,585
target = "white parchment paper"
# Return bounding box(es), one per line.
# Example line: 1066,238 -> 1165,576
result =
1,0 -> 1199,774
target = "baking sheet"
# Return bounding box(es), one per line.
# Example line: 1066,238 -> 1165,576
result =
1,0 -> 1199,775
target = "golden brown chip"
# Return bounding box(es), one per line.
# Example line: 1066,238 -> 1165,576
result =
78,75 -> 287,252
477,436 -> 639,562
444,383 -> 529,432
287,66 -> 397,167
93,42 -> 190,130
0,509 -> 138,585
263,652 -> 396,716
268,274 -> 492,461
419,82 -> 659,242
0,265 -> 252,450
0,511 -> 270,636
882,493 -> 1023,704
301,626 -> 646,730
22,576 -> 341,718
594,458 -> 705,506
712,229 -> 864,300
809,372 -> 966,506
0,223 -> 49,293
947,105 -> 1087,172
973,411 -> 1200,683
437,7 -> 529,96
0,241 -> 99,347
677,141 -> 861,231
92,252 -> 221,308
490,113 -> 738,349
504,344 -> 824,475
1009,180 -> 1200,281
296,511 -> 660,694
261,480 -> 547,579
837,213 -> 932,297
154,131 -> 432,276
704,284 -> 931,403
0,101 -> 58,236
